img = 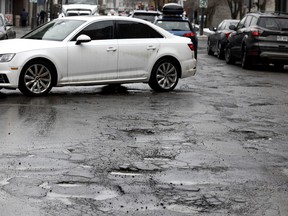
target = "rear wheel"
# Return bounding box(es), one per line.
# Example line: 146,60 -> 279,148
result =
207,40 -> 214,56
225,46 -> 235,64
241,47 -> 252,69
274,63 -> 284,71
19,60 -> 54,96
216,42 -> 224,59
149,59 -> 179,92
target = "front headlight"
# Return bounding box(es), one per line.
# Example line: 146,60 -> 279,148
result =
0,53 -> 15,62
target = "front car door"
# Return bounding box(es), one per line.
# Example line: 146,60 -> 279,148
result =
230,16 -> 247,58
66,20 -> 118,83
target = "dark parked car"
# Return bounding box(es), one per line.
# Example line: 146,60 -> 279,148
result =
0,14 -> 16,40
154,3 -> 198,59
207,19 -> 239,59
128,10 -> 161,23
225,12 -> 288,69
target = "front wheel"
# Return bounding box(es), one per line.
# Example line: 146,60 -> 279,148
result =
274,64 -> 284,71
149,59 -> 179,92
207,40 -> 214,56
241,48 -> 252,69
19,60 -> 54,96
225,46 -> 235,65
217,42 -> 224,59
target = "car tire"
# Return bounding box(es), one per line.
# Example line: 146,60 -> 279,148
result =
217,42 -> 224,59
149,59 -> 179,92
241,47 -> 252,69
207,40 -> 214,56
274,64 -> 284,71
19,60 -> 54,96
225,46 -> 235,64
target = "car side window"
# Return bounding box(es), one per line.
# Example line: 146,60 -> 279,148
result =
72,20 -> 114,41
244,16 -> 252,27
116,20 -> 163,39
250,16 -> 258,26
0,16 -> 4,26
237,17 -> 246,29
217,21 -> 224,30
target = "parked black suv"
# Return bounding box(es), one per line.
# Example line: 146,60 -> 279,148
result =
225,12 -> 288,69
154,3 -> 198,58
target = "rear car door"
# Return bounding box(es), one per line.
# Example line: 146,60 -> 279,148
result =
116,20 -> 162,80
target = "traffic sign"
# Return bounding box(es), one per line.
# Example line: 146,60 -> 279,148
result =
199,0 -> 208,8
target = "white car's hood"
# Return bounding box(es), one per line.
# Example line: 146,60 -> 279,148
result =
0,39 -> 64,54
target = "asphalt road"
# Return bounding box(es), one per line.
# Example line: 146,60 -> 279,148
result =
0,37 -> 288,216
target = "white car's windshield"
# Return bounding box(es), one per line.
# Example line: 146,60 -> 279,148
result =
23,20 -> 85,41
64,0 -> 97,4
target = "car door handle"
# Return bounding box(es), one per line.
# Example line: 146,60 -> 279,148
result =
147,46 -> 156,50
107,47 -> 117,52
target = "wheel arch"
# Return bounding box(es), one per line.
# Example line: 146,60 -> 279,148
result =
151,56 -> 182,80
20,57 -> 58,87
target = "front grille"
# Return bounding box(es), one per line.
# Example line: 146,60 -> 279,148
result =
0,74 -> 9,83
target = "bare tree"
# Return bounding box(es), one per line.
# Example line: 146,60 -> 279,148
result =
226,0 -> 244,19
206,0 -> 220,27
259,0 -> 267,11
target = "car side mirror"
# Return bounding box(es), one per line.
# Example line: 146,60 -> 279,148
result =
229,25 -> 237,31
5,22 -> 13,26
76,34 -> 91,45
209,26 -> 217,31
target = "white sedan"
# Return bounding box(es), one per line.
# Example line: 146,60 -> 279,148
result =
0,16 -> 197,96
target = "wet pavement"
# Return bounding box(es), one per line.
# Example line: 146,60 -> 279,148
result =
1,26 -> 288,216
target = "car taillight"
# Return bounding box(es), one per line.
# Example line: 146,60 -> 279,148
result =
225,32 -> 232,38
184,32 -> 195,37
188,44 -> 194,51
251,28 -> 264,37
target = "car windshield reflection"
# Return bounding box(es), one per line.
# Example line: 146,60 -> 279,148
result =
23,20 -> 85,41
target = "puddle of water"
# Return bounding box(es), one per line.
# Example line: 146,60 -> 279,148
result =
282,168 -> 288,176
57,183 -> 82,188
46,189 -> 118,203
166,204 -> 199,213
110,171 -> 142,176
144,158 -> 171,162
169,180 -> 210,186
39,182 -> 51,189
0,178 -> 11,186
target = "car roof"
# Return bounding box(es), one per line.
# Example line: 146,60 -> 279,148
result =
247,11 -> 288,18
155,15 -> 189,22
223,19 -> 239,22
56,15 -> 175,39
131,10 -> 161,15
57,15 -> 152,22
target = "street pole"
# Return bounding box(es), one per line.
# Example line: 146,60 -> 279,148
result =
199,7 -> 204,36
50,0 -> 54,20
31,2 -> 37,29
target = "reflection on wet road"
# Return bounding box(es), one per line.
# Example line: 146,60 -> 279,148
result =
1,46 -> 288,215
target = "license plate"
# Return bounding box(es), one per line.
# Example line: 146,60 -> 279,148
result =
277,36 -> 288,41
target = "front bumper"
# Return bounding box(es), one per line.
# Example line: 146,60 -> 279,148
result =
0,64 -> 21,88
